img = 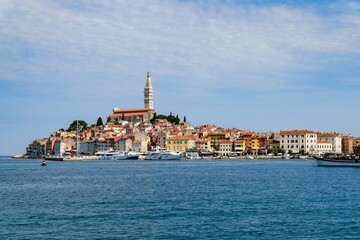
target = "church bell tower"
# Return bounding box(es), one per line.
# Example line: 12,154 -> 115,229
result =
144,72 -> 154,109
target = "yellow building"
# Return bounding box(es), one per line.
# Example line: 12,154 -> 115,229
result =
206,132 -> 226,149
251,138 -> 260,152
166,136 -> 196,153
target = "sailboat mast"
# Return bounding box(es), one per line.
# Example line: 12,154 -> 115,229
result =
76,120 -> 79,157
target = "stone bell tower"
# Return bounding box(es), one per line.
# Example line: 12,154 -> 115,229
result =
144,72 -> 154,110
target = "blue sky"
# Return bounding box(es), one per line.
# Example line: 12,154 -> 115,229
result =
0,0 -> 359,155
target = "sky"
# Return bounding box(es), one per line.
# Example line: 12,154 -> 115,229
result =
0,0 -> 359,155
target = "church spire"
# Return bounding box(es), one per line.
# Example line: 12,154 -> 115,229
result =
144,72 -> 154,109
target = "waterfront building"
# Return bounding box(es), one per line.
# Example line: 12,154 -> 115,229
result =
196,139 -> 212,152
258,135 -> 269,154
114,138 -> 132,152
316,140 -> 333,155
206,132 -> 226,150
233,139 -> 246,155
26,139 -> 45,157
342,135 -> 355,154
80,141 -> 96,155
218,139 -> 232,156
132,140 -> 147,153
317,133 -> 342,154
166,136 -> 196,153
53,140 -> 65,156
251,138 -> 260,154
96,138 -> 114,152
280,130 -> 317,154
108,73 -> 155,123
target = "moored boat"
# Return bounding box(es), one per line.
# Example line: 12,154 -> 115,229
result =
44,155 -> 64,161
97,149 -> 121,160
313,154 -> 360,167
144,150 -> 182,160
112,151 -> 141,160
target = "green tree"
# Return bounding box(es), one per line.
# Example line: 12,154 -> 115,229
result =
122,113 -> 125,121
150,112 -> 157,124
96,117 -> 103,126
183,116 -> 187,122
175,115 -> 180,124
67,120 -> 88,132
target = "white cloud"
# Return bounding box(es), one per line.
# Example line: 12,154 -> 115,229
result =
1,0 -> 359,93
1,0 -> 360,154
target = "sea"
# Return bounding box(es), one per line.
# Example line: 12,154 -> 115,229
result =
1,156 -> 360,239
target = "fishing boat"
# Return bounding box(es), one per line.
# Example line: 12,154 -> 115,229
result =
313,154 -> 360,167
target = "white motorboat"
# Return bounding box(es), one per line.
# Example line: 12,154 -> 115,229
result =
97,149 -> 121,160
112,151 -> 141,160
144,150 -> 182,160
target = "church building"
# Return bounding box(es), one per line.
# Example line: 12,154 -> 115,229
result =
108,72 -> 155,123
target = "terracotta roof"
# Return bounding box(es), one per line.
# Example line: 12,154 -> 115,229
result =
317,133 -> 339,137
110,112 -> 147,118
113,108 -> 152,113
280,129 -> 317,135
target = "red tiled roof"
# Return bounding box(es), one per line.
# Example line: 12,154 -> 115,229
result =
113,108 -> 152,113
280,129 -> 317,135
317,133 -> 339,137
110,112 -> 147,118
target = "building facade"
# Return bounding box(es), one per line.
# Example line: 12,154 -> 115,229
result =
317,133 -> 342,154
280,130 -> 317,154
167,136 -> 196,153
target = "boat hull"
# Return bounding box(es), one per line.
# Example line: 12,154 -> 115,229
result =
112,155 -> 139,160
314,157 -> 360,167
144,151 -> 182,160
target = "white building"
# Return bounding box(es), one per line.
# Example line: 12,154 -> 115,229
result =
218,139 -> 232,156
317,133 -> 342,154
316,141 -> 333,155
132,140 -> 147,153
115,138 -> 133,152
196,139 -> 212,152
280,130 -> 317,154
80,141 -> 96,155
54,140 -> 67,156
96,139 -> 112,152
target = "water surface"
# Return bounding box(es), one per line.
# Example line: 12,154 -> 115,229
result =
1,157 -> 360,239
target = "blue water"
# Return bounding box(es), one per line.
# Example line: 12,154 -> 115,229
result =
1,157 -> 360,239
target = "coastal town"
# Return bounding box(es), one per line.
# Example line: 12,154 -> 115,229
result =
23,73 -> 360,159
